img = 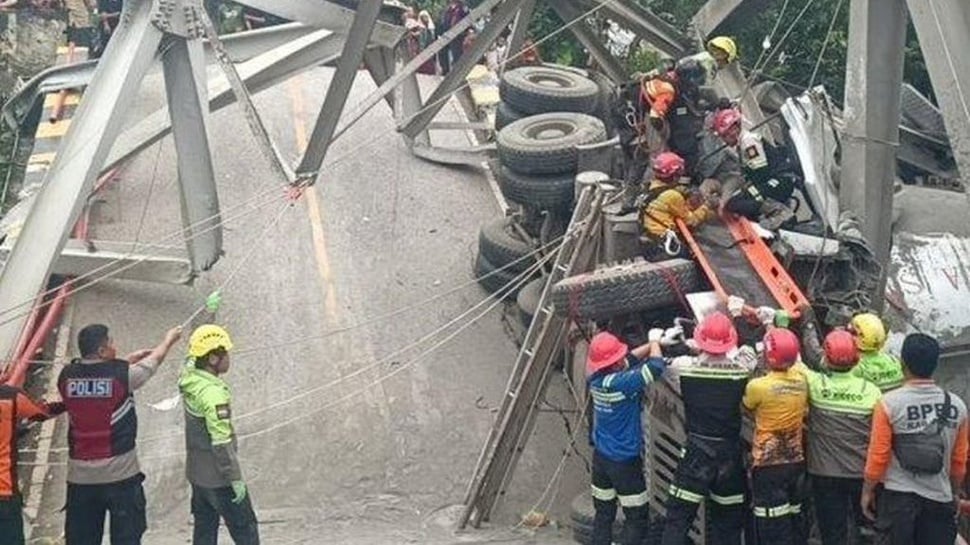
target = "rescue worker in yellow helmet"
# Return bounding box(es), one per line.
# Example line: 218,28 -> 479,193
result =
179,325 -> 260,545
707,36 -> 738,67
848,313 -> 904,392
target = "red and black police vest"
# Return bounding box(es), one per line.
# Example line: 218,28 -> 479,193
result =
57,360 -> 137,461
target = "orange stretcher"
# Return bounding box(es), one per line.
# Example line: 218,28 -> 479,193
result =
675,215 -> 810,319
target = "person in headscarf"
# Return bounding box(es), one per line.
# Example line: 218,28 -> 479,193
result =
417,9 -> 438,74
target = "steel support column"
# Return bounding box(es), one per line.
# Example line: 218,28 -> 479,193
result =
163,37 -> 222,271
295,0 -> 383,180
506,0 -> 536,59
400,0 -> 523,138
362,46 -> 399,113
554,0 -> 627,83
581,0 -> 690,59
841,0 -> 907,309
691,0 -> 772,39
906,0 -> 970,186
0,0 -> 163,360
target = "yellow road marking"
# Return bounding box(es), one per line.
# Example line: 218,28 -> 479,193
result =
288,78 -> 339,323
35,119 -> 71,139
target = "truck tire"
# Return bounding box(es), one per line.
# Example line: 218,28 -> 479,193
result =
498,113 -> 607,175
501,65 -> 600,115
478,217 -> 536,273
552,258 -> 702,321
516,276 -> 545,327
496,165 -> 575,213
474,251 -> 532,299
495,101 -> 527,131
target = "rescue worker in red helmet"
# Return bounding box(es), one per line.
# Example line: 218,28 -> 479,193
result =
661,312 -> 757,545
701,107 -> 795,230
743,328 -> 809,545
586,331 -> 667,545
792,330 -> 881,545
640,151 -> 715,258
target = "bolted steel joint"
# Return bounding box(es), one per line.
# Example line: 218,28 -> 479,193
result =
151,0 -> 205,39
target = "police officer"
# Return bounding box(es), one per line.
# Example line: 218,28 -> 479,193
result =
661,312 -> 756,545
179,325 -> 259,545
58,323 -> 182,545
586,330 -> 666,545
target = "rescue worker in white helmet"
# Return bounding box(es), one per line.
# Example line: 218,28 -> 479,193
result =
743,327 -> 809,545
795,330 -> 881,545
661,312 -> 756,545
702,107 -> 796,230
848,313 -> 903,392
586,331 -> 667,544
179,325 -> 260,545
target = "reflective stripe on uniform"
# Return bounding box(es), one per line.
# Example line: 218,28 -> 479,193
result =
591,390 -> 626,404
668,485 -> 704,504
618,491 -> 649,507
753,503 -> 793,518
789,503 -> 802,514
592,485 -> 617,501
641,364 -> 655,384
678,367 -> 750,380
709,493 -> 745,506
603,374 -> 615,389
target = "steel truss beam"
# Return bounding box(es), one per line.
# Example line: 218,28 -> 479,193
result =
1,22 -> 321,129
841,0 -> 907,309
295,0 -> 383,181
905,0 -> 970,187
554,0 -> 627,83
0,0 -> 164,360
691,0 -> 772,39
233,0 -> 404,48
579,0 -> 690,59
103,29 -> 344,174
400,0 -> 524,138
506,0 -> 537,59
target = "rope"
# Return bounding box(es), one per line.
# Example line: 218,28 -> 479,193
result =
808,0 -> 846,89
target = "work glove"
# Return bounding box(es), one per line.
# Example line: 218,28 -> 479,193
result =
231,480 -> 247,504
661,326 -> 684,346
774,310 -> 792,328
43,401 -> 66,416
648,328 -> 664,343
205,290 -> 222,313
755,306 -> 777,327
727,295 -> 745,317
670,355 -> 693,368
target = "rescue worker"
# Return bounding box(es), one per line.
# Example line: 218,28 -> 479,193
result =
797,330 -> 881,545
706,36 -> 738,70
180,325 -> 260,545
862,333 -> 968,545
743,328 -> 809,545
58,323 -> 182,545
849,313 -> 904,392
587,330 -> 666,545
640,151 -> 714,258
708,107 -> 795,230
661,312 -> 755,545
0,386 -> 63,545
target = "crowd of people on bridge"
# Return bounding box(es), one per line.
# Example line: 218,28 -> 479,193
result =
0,294 -> 256,545
587,302 -> 968,545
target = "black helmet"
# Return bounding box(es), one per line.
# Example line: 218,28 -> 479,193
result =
675,58 -> 705,89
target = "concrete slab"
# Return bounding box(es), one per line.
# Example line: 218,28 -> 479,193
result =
28,67 -> 586,543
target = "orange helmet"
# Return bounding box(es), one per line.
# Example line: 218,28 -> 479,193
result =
586,332 -> 628,375
764,328 -> 800,370
694,312 -> 738,354
824,329 -> 859,369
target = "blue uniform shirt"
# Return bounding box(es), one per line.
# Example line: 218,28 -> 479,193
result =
588,355 -> 666,462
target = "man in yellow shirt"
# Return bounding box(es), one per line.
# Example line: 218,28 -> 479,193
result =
641,151 -> 714,257
743,328 -> 809,545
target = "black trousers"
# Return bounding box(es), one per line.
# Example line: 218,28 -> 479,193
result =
0,494 -> 24,545
661,434 -> 747,545
812,475 -> 868,545
874,489 -> 956,545
751,463 -> 806,545
591,451 -> 649,545
191,484 -> 260,545
65,473 -> 146,545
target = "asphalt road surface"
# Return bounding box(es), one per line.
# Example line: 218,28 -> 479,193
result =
28,67 -> 585,543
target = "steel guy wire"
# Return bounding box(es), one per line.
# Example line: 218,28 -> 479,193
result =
0,188 -> 289,330
20,244 -> 556,463
740,0 -> 820,104
808,0 -> 846,89
3,233 -> 567,372
20,237 -> 564,453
